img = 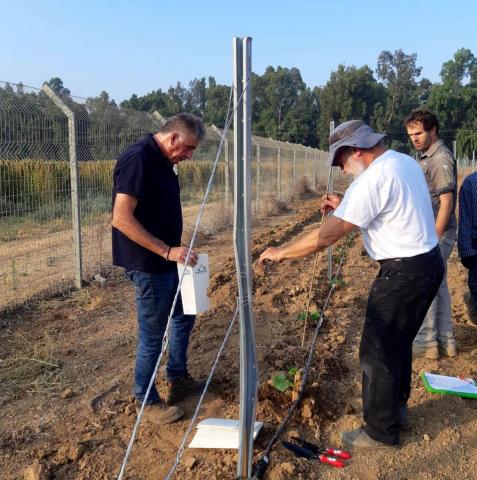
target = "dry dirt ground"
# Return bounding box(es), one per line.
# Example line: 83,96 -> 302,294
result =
1,195 -> 476,480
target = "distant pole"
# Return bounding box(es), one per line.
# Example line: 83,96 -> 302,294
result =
42,83 -> 83,289
276,146 -> 281,200
327,121 -> 335,282
472,150 -> 475,171
256,143 -> 261,214
453,140 -> 457,159
293,147 -> 296,189
234,36 -> 258,480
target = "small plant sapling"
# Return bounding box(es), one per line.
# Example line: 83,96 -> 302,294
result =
271,367 -> 299,393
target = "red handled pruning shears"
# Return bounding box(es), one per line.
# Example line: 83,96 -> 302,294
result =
283,437 -> 352,468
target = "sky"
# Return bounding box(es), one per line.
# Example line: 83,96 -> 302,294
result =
0,0 -> 476,103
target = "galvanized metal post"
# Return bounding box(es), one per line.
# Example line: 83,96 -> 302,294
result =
225,139 -> 230,206
472,150 -> 475,171
327,121 -> 335,282
257,143 -> 262,215
453,140 -> 457,159
276,146 -> 281,200
293,147 -> 296,188
42,84 -> 83,289
234,37 -> 258,480
312,149 -> 317,190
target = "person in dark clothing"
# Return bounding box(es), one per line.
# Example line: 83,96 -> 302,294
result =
112,113 -> 206,425
260,120 -> 444,449
458,171 -> 477,324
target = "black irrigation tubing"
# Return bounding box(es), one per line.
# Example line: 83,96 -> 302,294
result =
252,232 -> 356,479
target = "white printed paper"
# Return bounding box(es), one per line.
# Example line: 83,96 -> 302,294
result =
188,418 -> 263,449
424,372 -> 477,395
177,253 -> 209,315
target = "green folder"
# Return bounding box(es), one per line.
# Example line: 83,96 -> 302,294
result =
421,372 -> 477,399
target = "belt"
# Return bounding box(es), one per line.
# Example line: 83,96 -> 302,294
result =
377,245 -> 438,266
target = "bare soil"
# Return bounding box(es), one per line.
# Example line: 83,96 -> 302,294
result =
1,196 -> 476,480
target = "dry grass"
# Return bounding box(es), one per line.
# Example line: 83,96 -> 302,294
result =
261,194 -> 290,216
0,331 -> 63,397
293,176 -> 317,200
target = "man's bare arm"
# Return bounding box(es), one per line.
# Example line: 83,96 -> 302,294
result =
259,216 -> 357,263
435,192 -> 453,239
112,193 -> 197,265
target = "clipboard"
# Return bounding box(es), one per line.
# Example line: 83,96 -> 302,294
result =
421,372 -> 477,399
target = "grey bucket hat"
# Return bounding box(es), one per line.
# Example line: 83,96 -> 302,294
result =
328,120 -> 386,166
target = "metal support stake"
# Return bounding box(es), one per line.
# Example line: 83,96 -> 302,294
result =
42,84 -> 83,289
276,146 -> 281,200
453,140 -> 457,159
225,139 -> 230,206
327,121 -> 335,282
293,147 -> 296,188
313,149 -> 317,190
305,148 -> 308,181
472,150 -> 475,171
256,143 -> 261,215
234,37 -> 258,480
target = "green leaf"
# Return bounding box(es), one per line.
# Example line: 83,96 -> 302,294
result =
310,311 -> 320,322
297,312 -> 306,322
288,367 -> 298,377
272,373 -> 293,392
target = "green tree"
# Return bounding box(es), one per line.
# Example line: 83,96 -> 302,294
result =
252,66 -> 318,145
45,77 -> 71,97
316,64 -> 386,149
427,48 -> 477,156
376,49 -> 422,151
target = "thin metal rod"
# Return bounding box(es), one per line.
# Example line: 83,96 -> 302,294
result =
300,166 -> 334,348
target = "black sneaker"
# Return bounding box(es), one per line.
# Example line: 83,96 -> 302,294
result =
341,428 -> 398,450
166,374 -> 206,405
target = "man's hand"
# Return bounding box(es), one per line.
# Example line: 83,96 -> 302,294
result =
259,247 -> 284,264
321,193 -> 342,215
169,246 -> 198,266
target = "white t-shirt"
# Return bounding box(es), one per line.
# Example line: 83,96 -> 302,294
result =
333,149 -> 438,260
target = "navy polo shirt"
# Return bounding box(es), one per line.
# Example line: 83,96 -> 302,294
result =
112,133 -> 182,273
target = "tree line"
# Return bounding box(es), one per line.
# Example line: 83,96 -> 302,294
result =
120,47 -> 477,155
1,47 -> 476,156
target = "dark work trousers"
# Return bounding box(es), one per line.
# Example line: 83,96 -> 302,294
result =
360,246 -> 444,445
461,254 -> 477,313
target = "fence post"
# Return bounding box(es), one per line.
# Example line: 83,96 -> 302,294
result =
293,147 -> 296,188
312,148 -> 317,190
255,142 -> 261,215
42,84 -> 83,289
234,36 -> 257,480
225,139 -> 230,206
453,140 -> 457,159
276,145 -> 281,200
327,121 -> 335,282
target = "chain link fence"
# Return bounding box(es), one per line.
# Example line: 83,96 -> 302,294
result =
0,81 -> 336,311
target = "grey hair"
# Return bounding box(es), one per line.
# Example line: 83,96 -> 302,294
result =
159,113 -> 206,142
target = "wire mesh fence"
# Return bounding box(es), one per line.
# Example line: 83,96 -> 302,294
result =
0,80 -> 335,311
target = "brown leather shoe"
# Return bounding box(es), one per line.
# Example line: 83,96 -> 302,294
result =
136,400 -> 183,425
412,344 -> 439,360
438,343 -> 457,357
166,374 -> 206,405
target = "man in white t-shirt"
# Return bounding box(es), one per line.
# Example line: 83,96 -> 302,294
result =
260,120 -> 444,449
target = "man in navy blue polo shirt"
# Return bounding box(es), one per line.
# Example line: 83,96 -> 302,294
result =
458,171 -> 477,325
112,113 -> 206,425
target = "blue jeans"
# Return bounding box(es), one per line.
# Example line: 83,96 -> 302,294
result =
126,269 -> 196,404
